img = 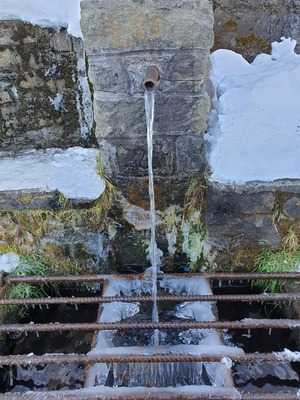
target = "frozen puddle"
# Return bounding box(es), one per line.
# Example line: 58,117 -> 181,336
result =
84,275 -> 244,393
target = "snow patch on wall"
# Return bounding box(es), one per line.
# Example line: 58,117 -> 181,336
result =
0,0 -> 82,37
0,147 -> 105,201
207,38 -> 300,183
0,253 -> 19,273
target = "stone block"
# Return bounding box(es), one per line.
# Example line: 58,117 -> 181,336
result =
115,176 -> 190,210
100,136 -> 175,177
204,181 -> 282,269
283,196 -> 300,220
88,49 -> 210,95
94,92 -> 210,139
81,0 -> 213,52
175,135 -> 205,174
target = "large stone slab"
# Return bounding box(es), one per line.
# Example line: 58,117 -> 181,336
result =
81,0 -> 213,52
0,147 -> 105,210
204,180 -> 300,269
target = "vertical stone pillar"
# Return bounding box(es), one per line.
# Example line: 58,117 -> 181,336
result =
81,0 -> 214,210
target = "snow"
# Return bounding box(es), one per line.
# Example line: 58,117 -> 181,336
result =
0,0 -> 82,37
208,38 -> 300,183
276,349 -> 300,362
0,252 -> 19,273
0,147 -> 105,202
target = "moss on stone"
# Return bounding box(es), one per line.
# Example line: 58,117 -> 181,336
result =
236,34 -> 271,57
223,19 -> 238,33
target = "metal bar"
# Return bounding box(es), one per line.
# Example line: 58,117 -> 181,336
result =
2,392 -> 300,400
1,292 -> 300,306
242,395 -> 300,400
0,272 -> 6,299
0,319 -> 299,333
0,351 -> 298,366
5,273 -> 145,285
5,272 -> 300,285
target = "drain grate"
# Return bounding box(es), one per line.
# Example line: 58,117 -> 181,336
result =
0,272 -> 299,399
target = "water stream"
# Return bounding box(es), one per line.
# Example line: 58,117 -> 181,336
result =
145,89 -> 160,346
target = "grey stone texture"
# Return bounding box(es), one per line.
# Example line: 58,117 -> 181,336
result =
204,181 -> 300,269
0,21 -> 106,275
213,0 -> 300,60
0,21 -> 93,151
81,0 -> 214,210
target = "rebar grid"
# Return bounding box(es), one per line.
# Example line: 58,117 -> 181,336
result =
1,272 -> 299,399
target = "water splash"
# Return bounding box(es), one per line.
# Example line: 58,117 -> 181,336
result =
145,89 -> 159,345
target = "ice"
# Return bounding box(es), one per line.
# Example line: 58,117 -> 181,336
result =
2,385 -> 242,399
208,38 -> 300,183
0,147 -> 105,202
0,252 -> 19,273
86,276 -> 238,389
49,94 -> 64,112
276,349 -> 300,362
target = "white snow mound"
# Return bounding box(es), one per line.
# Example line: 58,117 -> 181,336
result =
0,0 -> 82,37
208,38 -> 300,183
0,253 -> 19,273
0,147 -> 105,202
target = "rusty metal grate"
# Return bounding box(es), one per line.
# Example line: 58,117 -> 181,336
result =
0,271 -> 299,399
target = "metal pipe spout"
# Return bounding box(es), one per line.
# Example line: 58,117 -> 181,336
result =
143,65 -> 160,90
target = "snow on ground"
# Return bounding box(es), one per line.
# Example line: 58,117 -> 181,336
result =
207,38 -> 300,183
0,147 -> 105,201
0,0 -> 82,37
0,252 -> 19,273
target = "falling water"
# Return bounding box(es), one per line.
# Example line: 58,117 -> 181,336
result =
145,89 -> 159,346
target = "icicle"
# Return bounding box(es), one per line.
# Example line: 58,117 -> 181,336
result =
9,367 -> 13,387
268,328 -> 272,336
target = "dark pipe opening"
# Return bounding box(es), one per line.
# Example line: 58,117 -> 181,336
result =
143,66 -> 160,90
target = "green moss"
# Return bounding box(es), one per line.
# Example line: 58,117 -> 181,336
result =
254,249 -> 300,292
224,19 -> 238,33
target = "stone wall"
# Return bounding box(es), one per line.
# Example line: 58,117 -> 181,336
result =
213,0 -> 300,60
0,20 -> 109,274
0,21 -> 93,151
204,181 -> 300,270
81,0 -> 214,211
